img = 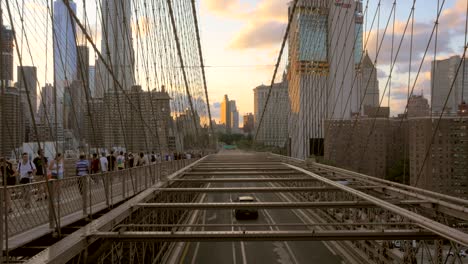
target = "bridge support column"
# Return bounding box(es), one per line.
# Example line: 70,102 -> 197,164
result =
435,240 -> 443,264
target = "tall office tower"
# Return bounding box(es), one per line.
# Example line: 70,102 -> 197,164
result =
83,98 -> 105,148
243,113 -> 254,134
229,100 -> 239,132
38,84 -> 55,123
88,65 -> 96,98
0,87 -> 23,158
16,66 -> 38,116
254,80 -> 289,147
63,80 -> 86,139
0,24 -> 14,87
360,52 -> 379,109
220,95 -> 231,133
53,0 -> 77,106
94,59 -> 105,98
16,66 -> 38,141
431,55 -> 468,114
288,0 -> 363,159
76,45 -> 89,91
101,0 -> 135,92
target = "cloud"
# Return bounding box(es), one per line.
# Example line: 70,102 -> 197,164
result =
205,0 -> 289,50
202,0 -> 247,18
230,21 -> 286,50
366,1 -> 465,67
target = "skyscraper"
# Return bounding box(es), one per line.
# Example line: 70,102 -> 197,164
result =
431,55 -> 468,114
0,24 -> 14,87
254,80 -> 289,147
101,0 -> 135,92
88,65 -> 96,98
243,113 -> 254,134
16,66 -> 38,141
0,87 -> 22,158
76,45 -> 89,90
38,84 -> 55,123
53,0 -> 77,105
288,0 -> 363,159
229,100 -> 239,133
360,52 -> 379,109
16,66 -> 38,117
220,95 -> 231,133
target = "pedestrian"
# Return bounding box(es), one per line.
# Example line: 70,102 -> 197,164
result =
90,153 -> 100,174
128,153 -> 135,168
33,149 -> 48,180
100,153 -> 108,173
116,151 -> 125,170
137,152 -> 147,166
17,153 -> 36,208
0,157 -> 17,213
107,150 -> 116,171
75,154 -> 90,195
48,153 -> 64,180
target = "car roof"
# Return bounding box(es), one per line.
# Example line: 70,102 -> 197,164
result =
238,196 -> 255,201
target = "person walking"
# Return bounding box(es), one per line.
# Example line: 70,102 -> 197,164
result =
128,153 -> 135,168
33,149 -> 48,180
17,153 -> 36,208
90,153 -> 100,174
116,151 -> 125,170
48,153 -> 64,180
107,151 -> 116,171
75,154 -> 90,196
100,153 -> 108,173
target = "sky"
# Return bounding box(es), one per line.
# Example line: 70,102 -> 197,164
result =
198,0 -> 466,120
6,0 -> 467,122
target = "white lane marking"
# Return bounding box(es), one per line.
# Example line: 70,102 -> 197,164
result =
190,183 -> 212,264
257,196 -> 299,264
240,239 -> 248,264
231,209 -> 237,264
269,183 -> 340,257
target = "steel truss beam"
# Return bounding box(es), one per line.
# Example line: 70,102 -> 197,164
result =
154,186 -> 382,192
169,177 -> 347,182
134,200 -> 428,209
286,164 -> 468,246
184,171 -> 302,175
91,230 -> 438,241
117,222 -> 415,228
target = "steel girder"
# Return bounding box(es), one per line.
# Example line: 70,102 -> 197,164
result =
286,164 -> 468,247
134,200 -> 429,209
153,186 -> 382,192
91,230 -> 438,241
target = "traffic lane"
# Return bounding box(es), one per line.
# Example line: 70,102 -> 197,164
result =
255,189 -> 343,264
182,180 -> 282,264
182,182 -> 240,264
181,179 -> 342,264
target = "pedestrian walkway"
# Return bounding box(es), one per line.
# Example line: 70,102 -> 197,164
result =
3,159 -> 196,250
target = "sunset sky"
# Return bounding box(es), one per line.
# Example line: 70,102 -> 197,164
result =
8,0 -> 467,122
198,0 -> 465,121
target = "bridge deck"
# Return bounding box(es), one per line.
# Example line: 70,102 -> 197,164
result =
18,152 -> 468,263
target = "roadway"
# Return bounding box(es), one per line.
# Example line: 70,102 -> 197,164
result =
179,154 -> 343,264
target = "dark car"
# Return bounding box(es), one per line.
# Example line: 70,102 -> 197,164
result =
234,196 -> 258,220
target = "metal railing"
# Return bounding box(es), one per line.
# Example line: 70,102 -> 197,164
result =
1,159 -> 197,246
